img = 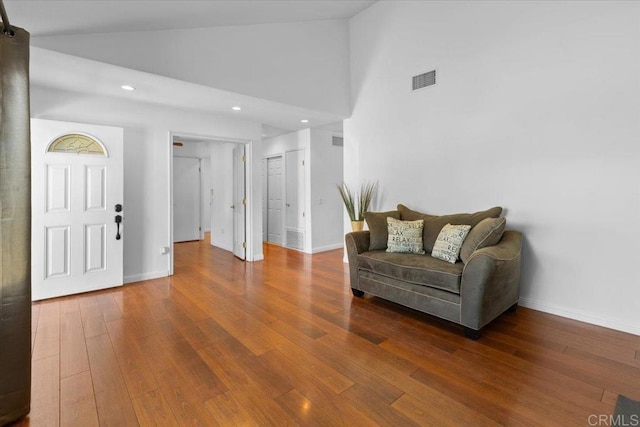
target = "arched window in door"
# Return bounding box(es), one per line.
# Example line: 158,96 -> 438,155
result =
46,133 -> 107,156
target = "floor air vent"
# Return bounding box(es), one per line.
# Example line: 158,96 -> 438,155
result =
332,136 -> 344,147
412,70 -> 436,91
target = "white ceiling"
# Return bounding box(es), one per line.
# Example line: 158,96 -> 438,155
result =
9,0 -> 367,136
30,47 -> 345,134
4,0 -> 376,37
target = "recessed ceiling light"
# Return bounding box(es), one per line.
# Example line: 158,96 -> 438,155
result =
121,85 -> 135,91
232,106 -> 242,111
301,119 -> 309,123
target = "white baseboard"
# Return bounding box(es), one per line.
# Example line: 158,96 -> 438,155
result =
311,243 -> 344,254
519,297 -> 640,337
124,270 -> 168,284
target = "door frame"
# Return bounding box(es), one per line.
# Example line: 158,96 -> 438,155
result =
168,131 -> 255,275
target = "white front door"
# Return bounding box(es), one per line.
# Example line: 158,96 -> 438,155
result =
285,149 -> 305,250
232,145 -> 246,260
267,156 -> 283,245
173,156 -> 201,242
31,119 -> 124,301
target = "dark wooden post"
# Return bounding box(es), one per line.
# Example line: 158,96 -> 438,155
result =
0,24 -> 31,426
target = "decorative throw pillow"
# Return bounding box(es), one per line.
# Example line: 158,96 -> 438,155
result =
398,204 -> 502,253
460,217 -> 506,263
386,217 -> 425,254
365,210 -> 400,250
431,224 -> 472,263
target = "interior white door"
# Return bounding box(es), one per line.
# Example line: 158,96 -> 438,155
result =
267,156 -> 283,245
261,158 -> 267,242
232,145 -> 246,260
200,157 -> 212,239
173,156 -> 201,242
31,118 -> 124,301
285,149 -> 305,250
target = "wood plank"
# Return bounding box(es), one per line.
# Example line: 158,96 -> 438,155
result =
275,389 -> 346,426
31,302 -> 41,354
155,367 -> 229,426
204,391 -> 255,426
197,342 -> 296,425
30,355 -> 60,427
131,390 -> 180,427
105,319 -> 158,398
85,333 -> 139,426
32,300 -> 60,361
564,346 -> 640,378
60,310 -> 90,378
252,349 -> 379,426
78,295 -> 107,338
392,392 -> 497,427
94,293 -> 122,323
151,321 -> 228,401
60,371 -> 99,427
268,318 -> 412,405
340,383 -> 420,427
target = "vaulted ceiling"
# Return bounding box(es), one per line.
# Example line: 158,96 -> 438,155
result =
5,1 -> 377,136
5,1 -> 376,37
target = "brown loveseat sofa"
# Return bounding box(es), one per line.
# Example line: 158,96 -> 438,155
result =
345,205 -> 522,339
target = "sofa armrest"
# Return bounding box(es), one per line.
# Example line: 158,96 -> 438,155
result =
460,230 -> 522,330
345,231 -> 370,289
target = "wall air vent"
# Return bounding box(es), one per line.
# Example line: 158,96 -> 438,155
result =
412,70 -> 436,91
332,136 -> 344,147
286,229 -> 304,250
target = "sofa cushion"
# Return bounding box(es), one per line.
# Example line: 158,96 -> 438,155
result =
365,210 -> 400,250
431,224 -> 471,264
358,271 -> 461,323
386,218 -> 425,254
397,204 -> 502,253
460,217 -> 507,263
358,251 -> 463,294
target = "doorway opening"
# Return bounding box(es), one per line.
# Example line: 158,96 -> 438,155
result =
261,149 -> 306,251
169,132 -> 252,275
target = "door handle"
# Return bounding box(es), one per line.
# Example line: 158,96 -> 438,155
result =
115,215 -> 122,240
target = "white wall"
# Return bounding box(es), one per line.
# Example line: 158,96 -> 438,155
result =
31,85 -> 264,282
263,129 -> 344,253
32,20 -> 350,116
347,1 -> 640,335
309,129 -> 344,252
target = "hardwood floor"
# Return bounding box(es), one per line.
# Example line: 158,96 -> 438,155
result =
13,237 -> 640,426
